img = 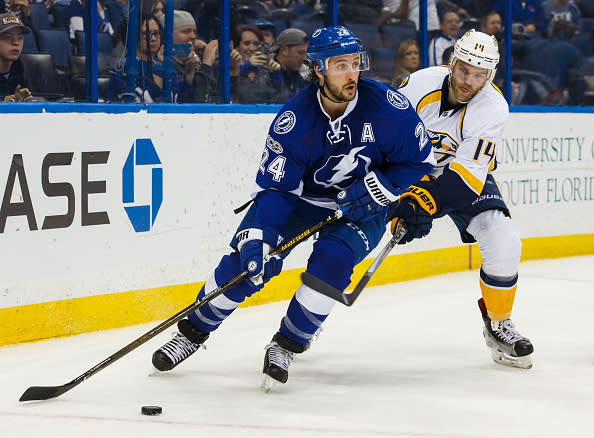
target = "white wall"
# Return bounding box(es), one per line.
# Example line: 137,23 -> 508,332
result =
1,111 -> 593,309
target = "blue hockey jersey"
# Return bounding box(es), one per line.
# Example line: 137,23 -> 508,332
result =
252,78 -> 436,235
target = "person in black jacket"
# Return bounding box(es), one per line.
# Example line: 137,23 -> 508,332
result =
0,13 -> 32,101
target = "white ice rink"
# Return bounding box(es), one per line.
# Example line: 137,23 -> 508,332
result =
2,255 -> 594,438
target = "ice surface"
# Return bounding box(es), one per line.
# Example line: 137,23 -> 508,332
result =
2,256 -> 594,437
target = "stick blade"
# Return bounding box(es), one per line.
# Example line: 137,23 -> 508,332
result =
301,272 -> 359,306
19,382 -> 77,402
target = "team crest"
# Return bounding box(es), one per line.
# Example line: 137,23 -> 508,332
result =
386,89 -> 410,110
273,111 -> 296,134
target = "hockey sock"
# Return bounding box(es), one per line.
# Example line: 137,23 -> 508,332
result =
189,252 -> 263,333
479,268 -> 518,321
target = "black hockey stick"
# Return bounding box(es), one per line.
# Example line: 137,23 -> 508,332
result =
19,208 -> 347,402
301,219 -> 407,306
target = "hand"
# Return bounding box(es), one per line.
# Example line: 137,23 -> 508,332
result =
236,228 -> 283,286
249,52 -> 269,67
230,48 -> 241,76
387,199 -> 433,244
386,183 -> 439,244
335,170 -> 400,223
4,85 -> 32,102
201,39 -> 218,66
266,59 -> 280,72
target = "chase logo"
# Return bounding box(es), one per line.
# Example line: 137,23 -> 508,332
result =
122,139 -> 163,232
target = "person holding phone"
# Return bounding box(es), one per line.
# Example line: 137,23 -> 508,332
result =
233,23 -> 280,103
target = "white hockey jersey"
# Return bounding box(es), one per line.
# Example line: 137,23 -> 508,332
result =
398,66 -> 508,197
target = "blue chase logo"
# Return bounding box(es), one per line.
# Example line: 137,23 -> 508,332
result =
122,138 -> 163,232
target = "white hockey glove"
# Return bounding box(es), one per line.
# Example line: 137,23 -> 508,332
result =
236,228 -> 283,286
336,170 -> 400,222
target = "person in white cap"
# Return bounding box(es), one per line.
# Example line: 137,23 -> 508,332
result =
388,29 -> 535,369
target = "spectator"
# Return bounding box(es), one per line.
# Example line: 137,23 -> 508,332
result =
253,18 -> 276,46
159,10 -> 203,102
233,23 -> 280,103
377,0 -> 440,34
492,0 -> 547,36
106,15 -> 164,102
542,0 -> 581,33
269,27 -> 309,102
103,0 -> 128,34
150,0 -> 164,20
514,19 -> 584,104
68,0 -> 114,40
192,37 -> 243,103
441,44 -> 454,64
480,10 -> 502,37
428,10 -> 460,66
391,38 -> 419,87
0,13 -> 32,101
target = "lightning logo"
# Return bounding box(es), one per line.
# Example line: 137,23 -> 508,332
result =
313,146 -> 372,189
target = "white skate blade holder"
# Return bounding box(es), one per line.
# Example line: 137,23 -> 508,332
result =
260,374 -> 281,393
490,349 -> 533,369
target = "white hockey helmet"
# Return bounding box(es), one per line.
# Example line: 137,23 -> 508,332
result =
451,29 -> 499,82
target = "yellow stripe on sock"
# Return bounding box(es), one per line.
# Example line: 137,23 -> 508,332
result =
480,278 -> 517,321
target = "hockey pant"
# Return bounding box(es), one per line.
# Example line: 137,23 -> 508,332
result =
466,209 -> 522,321
188,204 -> 385,347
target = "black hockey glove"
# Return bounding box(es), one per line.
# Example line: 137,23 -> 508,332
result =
236,228 -> 283,286
386,184 -> 439,244
335,171 -> 400,223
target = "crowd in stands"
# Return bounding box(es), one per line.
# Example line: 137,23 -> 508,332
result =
0,0 -> 593,105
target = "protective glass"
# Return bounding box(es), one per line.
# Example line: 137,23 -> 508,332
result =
321,52 -> 370,76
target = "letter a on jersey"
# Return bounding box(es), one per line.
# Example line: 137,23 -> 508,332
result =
361,123 -> 375,143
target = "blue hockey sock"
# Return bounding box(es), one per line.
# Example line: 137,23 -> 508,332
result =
188,252 -> 263,333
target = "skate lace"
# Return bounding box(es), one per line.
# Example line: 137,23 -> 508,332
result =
493,319 -> 525,344
159,332 -> 198,364
265,342 -> 294,371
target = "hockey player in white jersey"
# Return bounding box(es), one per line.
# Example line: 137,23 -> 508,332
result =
387,29 -> 534,368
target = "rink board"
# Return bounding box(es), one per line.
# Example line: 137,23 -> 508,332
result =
0,109 -> 593,345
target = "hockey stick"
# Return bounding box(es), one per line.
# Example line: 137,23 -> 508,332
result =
301,219 -> 407,306
19,208 -> 347,402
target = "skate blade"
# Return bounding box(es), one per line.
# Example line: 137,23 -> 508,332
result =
491,350 -> 533,369
260,375 -> 280,393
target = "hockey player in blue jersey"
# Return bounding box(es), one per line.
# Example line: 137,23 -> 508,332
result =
386,30 -> 534,368
152,25 -> 435,390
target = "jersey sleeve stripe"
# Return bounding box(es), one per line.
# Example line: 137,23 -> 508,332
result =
416,90 -> 441,114
449,161 -> 484,194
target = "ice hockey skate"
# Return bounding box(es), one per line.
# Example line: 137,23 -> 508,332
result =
261,332 -> 305,393
478,298 -> 533,369
152,319 -> 209,372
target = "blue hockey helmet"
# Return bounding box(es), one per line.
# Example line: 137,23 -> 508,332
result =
306,26 -> 369,74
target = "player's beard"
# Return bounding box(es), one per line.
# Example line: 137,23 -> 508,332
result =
323,77 -> 358,102
449,74 -> 482,103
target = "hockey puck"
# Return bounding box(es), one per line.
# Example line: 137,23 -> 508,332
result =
141,405 -> 162,416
